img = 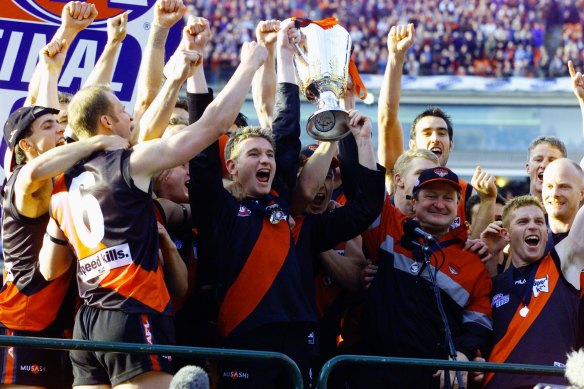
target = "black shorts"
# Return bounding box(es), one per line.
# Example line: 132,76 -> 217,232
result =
71,304 -> 175,386
217,322 -> 317,389
0,327 -> 72,388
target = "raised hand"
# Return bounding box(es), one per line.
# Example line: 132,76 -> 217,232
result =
388,23 -> 415,58
153,0 -> 186,29
240,41 -> 268,70
256,19 -> 280,48
348,110 -> 373,139
471,166 -> 497,200
107,12 -> 128,45
480,221 -> 508,256
61,1 -> 98,34
568,60 -> 584,103
40,39 -> 68,70
277,19 -> 299,57
184,16 -> 211,52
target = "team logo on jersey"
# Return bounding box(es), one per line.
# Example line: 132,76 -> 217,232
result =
409,262 -> 421,274
10,0 -> 156,26
307,331 -> 315,345
238,205 -> 251,217
533,275 -> 549,297
449,216 -> 461,230
448,264 -> 460,276
491,293 -> 510,308
19,364 -> 46,374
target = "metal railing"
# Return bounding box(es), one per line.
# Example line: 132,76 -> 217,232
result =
0,336 -> 568,389
316,354 -> 566,389
0,335 -> 303,389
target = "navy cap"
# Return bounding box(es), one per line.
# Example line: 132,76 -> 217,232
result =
413,167 -> 462,193
4,106 -> 60,151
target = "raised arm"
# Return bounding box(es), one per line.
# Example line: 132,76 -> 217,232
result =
25,1 -> 97,106
253,20 -> 279,128
556,186 -> 584,288
186,16 -> 212,95
15,135 -> 130,218
130,42 -> 268,186
377,24 -> 414,175
131,0 -> 186,144
84,12 -> 128,87
291,141 -> 338,216
36,39 -> 68,109
469,166 -> 498,239
569,60 -> 584,139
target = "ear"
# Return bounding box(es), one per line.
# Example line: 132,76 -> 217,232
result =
225,158 -> 237,176
408,139 -> 416,150
100,115 -> 112,128
525,162 -> 530,174
17,137 -> 34,153
449,139 -> 454,151
501,228 -> 510,243
394,172 -> 405,189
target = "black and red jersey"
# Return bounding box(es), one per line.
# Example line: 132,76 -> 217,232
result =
0,165 -> 74,331
50,149 -> 171,315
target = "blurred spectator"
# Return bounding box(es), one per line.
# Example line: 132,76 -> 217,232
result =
186,0 -> 584,80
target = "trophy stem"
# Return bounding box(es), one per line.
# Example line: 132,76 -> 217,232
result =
317,90 -> 341,110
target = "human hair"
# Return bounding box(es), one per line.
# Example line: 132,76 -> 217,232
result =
465,193 -> 507,224
58,91 -> 73,105
68,85 -> 114,139
224,126 -> 275,162
393,148 -> 439,177
410,107 -> 454,141
168,116 -> 188,127
501,195 -> 545,230
527,136 -> 567,161
175,96 -> 188,111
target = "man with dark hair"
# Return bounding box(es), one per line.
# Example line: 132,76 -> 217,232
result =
526,135 -> 567,202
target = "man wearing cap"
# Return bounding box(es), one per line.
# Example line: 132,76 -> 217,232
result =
0,105 -> 128,387
357,166 -> 492,389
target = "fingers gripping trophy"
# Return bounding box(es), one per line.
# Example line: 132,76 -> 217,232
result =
292,18 -> 352,141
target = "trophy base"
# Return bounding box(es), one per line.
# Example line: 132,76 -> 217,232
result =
307,108 -> 351,141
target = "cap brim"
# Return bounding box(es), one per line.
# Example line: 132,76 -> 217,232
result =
4,148 -> 16,174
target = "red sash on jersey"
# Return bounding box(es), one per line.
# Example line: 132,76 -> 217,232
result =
217,219 -> 291,337
483,255 -> 559,387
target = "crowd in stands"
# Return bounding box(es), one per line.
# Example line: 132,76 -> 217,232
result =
187,0 -> 584,80
3,1 -> 584,388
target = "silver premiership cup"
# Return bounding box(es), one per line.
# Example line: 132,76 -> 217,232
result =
293,22 -> 352,141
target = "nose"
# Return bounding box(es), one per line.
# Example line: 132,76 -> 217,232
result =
429,131 -> 439,142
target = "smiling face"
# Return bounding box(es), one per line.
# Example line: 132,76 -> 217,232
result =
409,116 -> 453,166
542,159 -> 584,226
411,182 -> 460,237
507,205 -> 548,266
394,156 -> 439,216
226,136 -> 276,198
526,143 -> 565,200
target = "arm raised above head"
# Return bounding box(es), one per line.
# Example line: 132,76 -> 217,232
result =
130,42 -> 268,188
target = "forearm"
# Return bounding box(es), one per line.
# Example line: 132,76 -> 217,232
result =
187,64 -> 208,94
84,41 -> 122,87
24,64 -> 42,106
160,235 -> 188,297
138,77 -> 184,143
319,250 -> 365,291
253,49 -> 276,128
377,54 -> 406,170
36,65 -> 61,110
291,142 -> 337,215
355,135 -> 377,171
277,51 -> 296,84
470,198 -> 495,240
133,25 -> 169,120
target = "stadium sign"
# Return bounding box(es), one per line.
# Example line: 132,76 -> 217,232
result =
0,0 -> 181,173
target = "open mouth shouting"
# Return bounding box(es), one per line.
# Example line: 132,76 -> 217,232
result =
524,234 -> 540,247
256,168 -> 271,183
312,192 -> 326,206
430,146 -> 442,159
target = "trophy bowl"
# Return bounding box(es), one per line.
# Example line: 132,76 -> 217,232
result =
293,23 -> 352,141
